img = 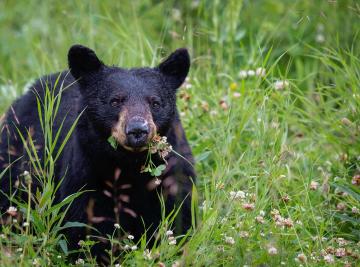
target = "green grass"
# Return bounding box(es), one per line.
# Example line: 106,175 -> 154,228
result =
1,0 -> 360,266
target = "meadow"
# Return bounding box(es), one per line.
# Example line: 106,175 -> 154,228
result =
0,0 -> 359,266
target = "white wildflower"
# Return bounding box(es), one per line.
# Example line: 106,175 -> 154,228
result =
224,236 -> 235,245
247,70 -> 255,77
296,253 -> 307,263
274,80 -> 289,90
267,246 -> 277,255
351,206 -> 359,214
256,67 -> 266,77
238,70 -> 248,79
233,92 -> 241,98
239,231 -> 249,238
75,258 -> 85,265
309,181 -> 319,190
166,230 -> 174,236
143,249 -> 152,260
32,258 -> 41,266
315,34 -> 325,43
6,206 -> 17,216
323,254 -> 334,264
230,190 -> 246,200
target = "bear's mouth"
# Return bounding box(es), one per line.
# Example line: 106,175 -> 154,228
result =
110,128 -> 156,153
110,111 -> 157,153
122,144 -> 149,153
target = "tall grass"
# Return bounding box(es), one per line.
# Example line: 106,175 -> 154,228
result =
0,0 -> 359,266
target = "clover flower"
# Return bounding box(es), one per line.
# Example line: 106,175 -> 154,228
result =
274,80 -> 289,90
352,174 -> 360,185
169,239 -> 177,245
323,254 -> 334,264
224,236 -> 235,245
75,258 -> 85,265
219,99 -> 229,111
336,202 -> 346,211
32,258 -> 41,266
351,207 -> 359,214
335,247 -> 346,257
256,67 -> 266,77
255,216 -> 265,224
6,206 -> 17,217
201,101 -> 209,112
233,92 -> 241,98
238,70 -> 248,79
149,135 -> 173,159
229,190 -> 246,200
242,203 -> 255,211
283,218 -> 294,228
166,230 -> 174,236
143,249 -> 152,260
247,70 -> 255,77
309,181 -> 319,190
267,246 -> 278,255
239,231 -> 249,238
282,194 -> 290,203
296,253 -> 307,263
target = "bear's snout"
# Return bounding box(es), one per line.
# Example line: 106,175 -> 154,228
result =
125,116 -> 149,148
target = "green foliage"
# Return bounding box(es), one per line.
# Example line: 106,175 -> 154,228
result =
0,0 -> 359,266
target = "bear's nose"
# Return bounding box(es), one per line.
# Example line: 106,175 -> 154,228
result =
125,117 -> 149,147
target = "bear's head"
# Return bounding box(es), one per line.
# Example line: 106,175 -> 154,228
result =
68,45 -> 190,152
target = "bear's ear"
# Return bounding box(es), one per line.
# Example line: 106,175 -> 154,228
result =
68,44 -> 103,80
157,48 -> 190,90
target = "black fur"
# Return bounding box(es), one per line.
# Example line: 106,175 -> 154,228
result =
0,45 -> 195,261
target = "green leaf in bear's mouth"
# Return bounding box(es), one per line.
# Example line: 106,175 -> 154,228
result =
107,136 -> 118,150
150,164 -> 166,177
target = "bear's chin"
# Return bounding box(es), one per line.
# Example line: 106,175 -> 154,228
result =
122,144 -> 148,153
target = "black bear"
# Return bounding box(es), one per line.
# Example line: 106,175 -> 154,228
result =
0,45 -> 195,260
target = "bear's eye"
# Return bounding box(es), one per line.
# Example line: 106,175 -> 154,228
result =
110,97 -> 124,107
152,101 -> 161,109
149,96 -> 161,110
